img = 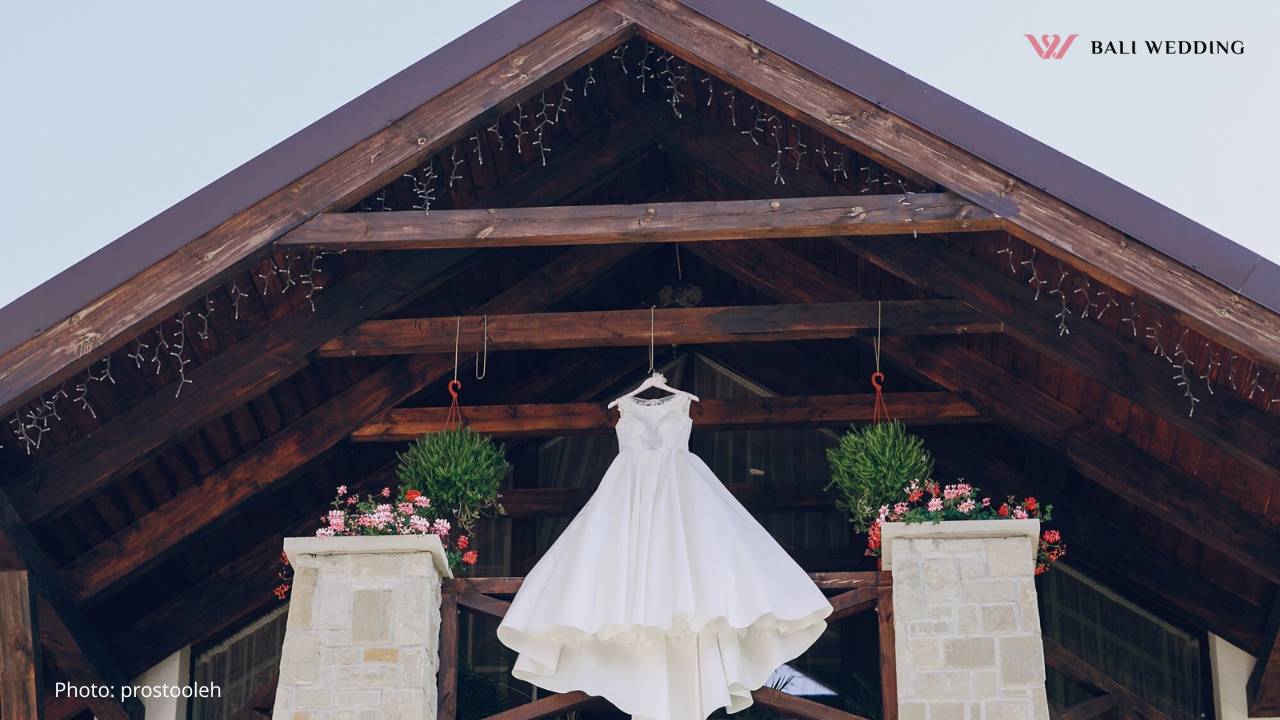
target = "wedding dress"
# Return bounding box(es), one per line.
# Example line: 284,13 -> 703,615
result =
497,392 -> 832,720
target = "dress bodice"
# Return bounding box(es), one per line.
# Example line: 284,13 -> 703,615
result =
614,394 -> 693,453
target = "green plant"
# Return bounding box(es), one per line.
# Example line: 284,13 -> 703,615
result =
825,421 -> 933,532
396,427 -> 509,532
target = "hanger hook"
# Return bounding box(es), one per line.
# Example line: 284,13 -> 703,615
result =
475,314 -> 488,380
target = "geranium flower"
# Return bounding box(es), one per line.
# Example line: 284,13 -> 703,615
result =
1024,497 -> 1038,513
462,551 -> 479,566
432,518 -> 451,536
336,485 -> 348,496
405,489 -> 422,502
957,499 -> 976,514
457,535 -> 470,550
998,503 -> 1010,518
927,498 -> 943,512
1013,507 -> 1029,520
380,487 -> 392,498
1042,529 -> 1061,543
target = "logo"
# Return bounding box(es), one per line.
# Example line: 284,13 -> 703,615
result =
1025,33 -> 1079,60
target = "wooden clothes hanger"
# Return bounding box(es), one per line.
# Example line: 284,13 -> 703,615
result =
607,306 -> 700,409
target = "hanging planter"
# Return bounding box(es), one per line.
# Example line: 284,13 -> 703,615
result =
826,419 -> 934,533
396,423 -> 509,534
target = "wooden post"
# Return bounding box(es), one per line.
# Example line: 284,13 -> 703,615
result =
439,590 -> 459,720
0,570 -> 43,720
877,585 -> 897,720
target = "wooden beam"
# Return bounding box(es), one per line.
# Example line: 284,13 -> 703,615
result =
1249,598 -> 1280,715
60,246 -> 642,603
0,4 -> 634,419
7,250 -> 474,525
279,193 -> 998,251
0,490 -> 142,720
1044,638 -> 1171,720
751,687 -> 870,720
441,572 -> 887,596
352,391 -> 983,441
319,300 -> 999,358
613,0 -> 1280,370
688,240 -> 1280,582
12,96 -> 677,528
439,590 -> 458,720
827,587 -> 880,622
1054,694 -> 1118,720
845,234 -> 1280,499
456,592 -> 512,619
481,692 -> 594,720
0,570 -> 43,720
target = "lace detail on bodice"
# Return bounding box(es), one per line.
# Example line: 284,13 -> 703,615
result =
614,393 -> 693,452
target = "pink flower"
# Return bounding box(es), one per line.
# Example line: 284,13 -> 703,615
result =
1013,507 -> 1029,520
315,527 -> 336,538
877,504 -> 890,522
981,497 -> 991,508
346,496 -> 358,505
327,510 -> 346,530
409,515 -> 431,533
893,502 -> 908,517
957,499 -> 976,514
397,502 -> 414,515
926,498 -> 943,513
336,485 -> 348,496
380,487 -> 392,498
414,495 -> 431,508
431,518 -> 451,536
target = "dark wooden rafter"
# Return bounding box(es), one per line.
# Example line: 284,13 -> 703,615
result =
688,240 -> 1280,583
1053,694 -> 1119,720
319,300 -> 999,358
0,2 -> 635,419
11,87 -> 681,532
611,0 -> 1280,369
1249,599 -> 1280,715
671,120 -> 1280,488
1043,638 -> 1171,720
0,570 -> 43,720
352,392 -> 983,441
278,193 -> 997,251
6,251 -> 474,525
60,246 -> 642,603
0,490 -> 142,720
847,235 -> 1280,491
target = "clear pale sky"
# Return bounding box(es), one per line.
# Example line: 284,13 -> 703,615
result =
2,0 -> 1277,310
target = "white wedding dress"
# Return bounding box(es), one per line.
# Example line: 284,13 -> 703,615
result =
497,393 -> 832,720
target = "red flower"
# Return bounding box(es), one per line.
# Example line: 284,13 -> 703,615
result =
1041,529 -> 1061,544
462,551 -> 479,566
456,535 -> 470,550
927,482 -> 941,498
405,489 -> 422,502
907,488 -> 923,503
1024,497 -> 1038,514
273,583 -> 291,600
998,503 -> 1010,518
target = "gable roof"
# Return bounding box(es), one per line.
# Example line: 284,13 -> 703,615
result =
1,0 -> 1275,359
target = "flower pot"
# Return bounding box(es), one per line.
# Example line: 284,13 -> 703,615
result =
879,518 -> 1040,570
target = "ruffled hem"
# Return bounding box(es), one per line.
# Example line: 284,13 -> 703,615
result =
498,607 -> 831,720
498,605 -> 832,646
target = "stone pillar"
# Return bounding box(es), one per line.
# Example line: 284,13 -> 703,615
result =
273,535 -> 452,720
883,520 -> 1049,720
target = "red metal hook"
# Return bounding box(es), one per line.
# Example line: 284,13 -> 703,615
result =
870,371 -> 884,393
448,379 -> 462,400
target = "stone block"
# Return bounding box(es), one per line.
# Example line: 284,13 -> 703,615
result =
316,579 -> 352,629
956,606 -> 979,634
289,567 -> 319,630
382,689 -> 425,720
987,538 -> 1033,577
962,579 -> 1019,603
335,665 -> 400,689
943,637 -> 995,668
333,690 -> 382,707
293,688 -> 333,709
363,648 -> 400,663
278,632 -> 322,684
909,638 -> 942,668
914,671 -> 972,700
972,669 -> 998,698
929,702 -> 966,720
351,590 -> 392,645
982,605 -> 1018,634
899,702 -> 926,720
999,637 -> 1046,685
352,554 -> 402,577
985,699 -> 1030,720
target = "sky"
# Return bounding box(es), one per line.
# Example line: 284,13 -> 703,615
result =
2,0 -> 1277,310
